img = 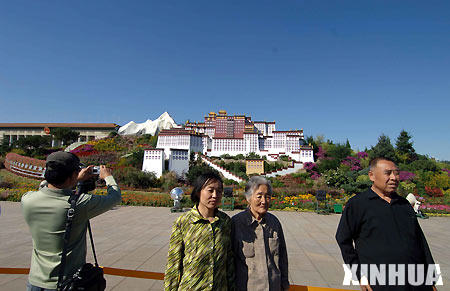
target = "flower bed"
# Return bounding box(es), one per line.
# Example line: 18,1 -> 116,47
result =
421,204 -> 450,214
2,186 -> 450,215
270,194 -> 316,210
0,169 -> 41,200
2,169 -> 449,214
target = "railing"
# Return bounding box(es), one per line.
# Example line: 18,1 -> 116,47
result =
0,267 -> 350,290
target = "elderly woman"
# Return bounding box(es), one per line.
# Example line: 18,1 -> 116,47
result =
231,176 -> 289,291
164,171 -> 234,291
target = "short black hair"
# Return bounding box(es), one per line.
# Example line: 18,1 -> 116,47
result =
191,171 -> 223,205
44,161 -> 79,186
369,156 -> 396,171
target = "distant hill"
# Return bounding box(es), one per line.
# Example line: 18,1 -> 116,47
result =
118,112 -> 179,136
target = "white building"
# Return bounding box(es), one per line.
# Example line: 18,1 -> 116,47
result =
159,123 -> 314,164
142,148 -> 191,178
210,138 -> 245,155
253,121 -> 276,136
168,149 -> 189,177
146,111 -> 315,175
142,149 -> 165,178
156,129 -> 203,158
253,129 -> 314,162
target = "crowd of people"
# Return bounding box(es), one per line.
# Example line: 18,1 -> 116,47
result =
20,152 -> 437,290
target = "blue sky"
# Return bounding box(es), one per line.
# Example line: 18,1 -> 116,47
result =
1,1 -> 449,160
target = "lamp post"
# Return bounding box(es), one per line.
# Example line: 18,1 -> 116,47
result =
170,187 -> 184,213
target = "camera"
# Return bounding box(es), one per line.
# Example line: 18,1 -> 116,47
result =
92,166 -> 100,175
75,165 -> 99,194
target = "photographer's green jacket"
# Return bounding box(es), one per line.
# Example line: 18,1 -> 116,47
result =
21,176 -> 121,289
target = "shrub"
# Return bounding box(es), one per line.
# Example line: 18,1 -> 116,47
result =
160,171 -> 179,192
398,181 -> 416,196
316,158 -> 340,173
424,186 -> 444,197
135,134 -> 158,148
186,163 -> 220,185
424,172 -> 449,190
310,171 -> 321,180
79,151 -> 120,166
400,159 -> 439,172
326,143 -> 353,162
399,171 -> 416,182
224,179 -> 239,185
11,148 -> 26,155
114,167 -> 160,189
71,144 -> 96,156
443,189 -> 450,205
0,180 -> 13,189
235,154 -> 245,160
442,168 -> 450,177
315,146 -> 326,159
357,151 -> 368,159
89,138 -> 126,152
323,169 -> 349,188
279,155 -> 290,162
421,204 -> 450,214
11,135 -> 52,157
341,156 -> 362,171
126,148 -> 145,169
120,191 -> 172,207
264,161 -> 285,172
246,152 -> 262,159
233,194 -> 248,209
304,162 -> 316,171
0,156 -> 5,169
271,179 -> 285,188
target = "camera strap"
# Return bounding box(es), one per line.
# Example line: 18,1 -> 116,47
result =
57,191 -> 99,289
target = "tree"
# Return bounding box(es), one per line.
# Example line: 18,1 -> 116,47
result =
189,152 -> 197,168
108,131 -> 119,138
395,130 -> 416,162
13,135 -> 51,157
315,134 -> 325,145
326,143 -> 352,162
306,136 -> 319,159
126,148 -> 145,169
369,134 -> 397,161
279,155 -> 290,162
345,139 -> 351,149
246,152 -> 262,159
235,154 -> 245,160
316,158 -> 340,173
50,128 -> 80,146
0,138 -> 11,156
400,158 -> 438,172
186,163 -> 220,185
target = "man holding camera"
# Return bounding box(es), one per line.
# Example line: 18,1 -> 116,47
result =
21,151 -> 121,290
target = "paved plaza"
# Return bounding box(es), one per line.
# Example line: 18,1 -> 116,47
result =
0,201 -> 448,290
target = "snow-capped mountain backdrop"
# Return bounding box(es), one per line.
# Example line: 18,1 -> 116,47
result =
118,112 -> 179,135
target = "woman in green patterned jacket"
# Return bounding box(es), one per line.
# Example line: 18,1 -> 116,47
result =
164,172 -> 235,291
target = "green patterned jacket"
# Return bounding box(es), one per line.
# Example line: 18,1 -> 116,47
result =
164,207 -> 235,291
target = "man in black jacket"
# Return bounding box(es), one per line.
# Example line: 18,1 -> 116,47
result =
336,157 -> 438,291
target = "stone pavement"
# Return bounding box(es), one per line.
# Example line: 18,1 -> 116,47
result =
0,201 -> 448,291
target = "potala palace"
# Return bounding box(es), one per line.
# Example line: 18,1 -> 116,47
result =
142,110 -> 314,178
